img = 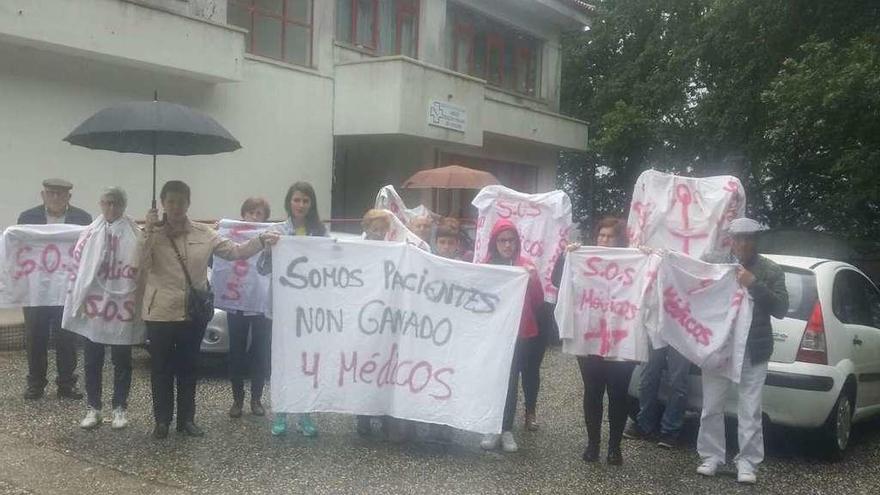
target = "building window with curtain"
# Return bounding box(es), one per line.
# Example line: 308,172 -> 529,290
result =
445,3 -> 542,97
336,0 -> 419,58
228,0 -> 313,67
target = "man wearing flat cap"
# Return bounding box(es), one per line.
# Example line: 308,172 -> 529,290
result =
17,179 -> 92,400
696,218 -> 789,484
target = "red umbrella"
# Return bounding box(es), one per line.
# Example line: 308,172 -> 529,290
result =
402,165 -> 499,189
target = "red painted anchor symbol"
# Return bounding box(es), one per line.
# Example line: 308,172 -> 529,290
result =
669,183 -> 708,254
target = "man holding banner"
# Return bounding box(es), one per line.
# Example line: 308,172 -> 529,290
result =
696,218 -> 788,484
18,178 -> 92,400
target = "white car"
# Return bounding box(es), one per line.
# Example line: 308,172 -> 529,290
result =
628,254 -> 880,458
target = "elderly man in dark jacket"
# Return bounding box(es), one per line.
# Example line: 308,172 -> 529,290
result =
18,179 -> 92,400
696,218 -> 788,485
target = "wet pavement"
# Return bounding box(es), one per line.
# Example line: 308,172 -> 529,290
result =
1,346 -> 879,494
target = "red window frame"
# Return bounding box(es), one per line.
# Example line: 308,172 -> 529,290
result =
351,0 -> 379,50
230,0 -> 314,67
395,0 -> 419,57
452,19 -> 475,74
515,43 -> 534,94
447,4 -> 542,97
344,0 -> 419,56
485,32 -> 504,85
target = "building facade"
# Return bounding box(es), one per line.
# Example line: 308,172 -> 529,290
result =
0,0 -> 589,228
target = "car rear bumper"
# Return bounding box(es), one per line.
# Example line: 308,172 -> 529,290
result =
629,361 -> 845,429
761,362 -> 844,428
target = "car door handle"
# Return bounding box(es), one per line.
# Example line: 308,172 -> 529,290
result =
853,337 -> 863,346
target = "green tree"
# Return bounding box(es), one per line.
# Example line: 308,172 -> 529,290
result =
559,0 -> 880,240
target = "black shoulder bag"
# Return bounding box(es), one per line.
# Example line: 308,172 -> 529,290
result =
169,236 -> 214,328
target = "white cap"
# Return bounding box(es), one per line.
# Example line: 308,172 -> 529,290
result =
728,218 -> 766,235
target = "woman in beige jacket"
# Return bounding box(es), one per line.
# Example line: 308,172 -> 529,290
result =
142,180 -> 278,440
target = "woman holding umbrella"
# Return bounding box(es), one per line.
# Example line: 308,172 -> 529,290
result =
142,180 -> 278,439
256,181 -> 327,438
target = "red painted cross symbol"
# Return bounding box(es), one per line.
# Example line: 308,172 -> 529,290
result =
669,230 -> 709,255
583,318 -> 629,356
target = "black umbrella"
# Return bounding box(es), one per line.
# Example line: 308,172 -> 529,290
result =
63,93 -> 241,207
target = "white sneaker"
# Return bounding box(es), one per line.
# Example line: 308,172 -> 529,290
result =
480,433 -> 500,450
696,461 -> 719,477
737,470 -> 757,484
80,408 -> 101,429
111,408 -> 128,430
500,431 -> 518,453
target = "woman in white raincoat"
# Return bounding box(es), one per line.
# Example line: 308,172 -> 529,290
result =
63,187 -> 143,430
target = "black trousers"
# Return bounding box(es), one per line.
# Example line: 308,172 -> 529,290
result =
578,356 -> 636,451
84,340 -> 132,410
23,306 -> 78,390
522,304 -> 555,412
227,313 -> 271,403
147,321 -> 203,427
502,336 -> 544,431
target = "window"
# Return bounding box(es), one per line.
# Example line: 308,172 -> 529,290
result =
782,269 -> 818,321
228,0 -> 313,67
832,270 -> 880,328
446,4 -> 542,97
336,0 -> 419,58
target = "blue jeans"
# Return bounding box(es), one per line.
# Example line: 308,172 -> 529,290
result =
637,345 -> 691,436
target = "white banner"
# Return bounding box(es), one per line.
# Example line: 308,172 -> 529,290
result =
554,248 -> 754,382
626,170 -> 745,259
62,216 -> 145,345
1,224 -> 86,307
211,219 -> 274,314
655,252 -> 752,382
472,186 -> 573,303
270,237 -> 529,434
375,185 -> 432,225
383,210 -> 432,252
554,247 -> 661,361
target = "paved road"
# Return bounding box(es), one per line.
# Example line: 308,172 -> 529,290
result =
0,346 -> 879,494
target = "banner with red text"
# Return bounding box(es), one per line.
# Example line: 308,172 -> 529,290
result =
554,248 -> 754,381
472,186 -> 573,303
1,224 -> 85,308
654,252 -> 752,382
62,216 -> 145,345
626,170 -> 745,260
554,247 -> 661,361
270,236 -> 528,434
211,219 -> 274,314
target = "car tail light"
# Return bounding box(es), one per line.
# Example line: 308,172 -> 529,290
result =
796,302 -> 827,365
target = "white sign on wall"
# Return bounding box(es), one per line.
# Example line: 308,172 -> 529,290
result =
428,100 -> 467,133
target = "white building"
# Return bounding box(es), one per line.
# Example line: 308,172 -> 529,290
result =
0,0 -> 590,228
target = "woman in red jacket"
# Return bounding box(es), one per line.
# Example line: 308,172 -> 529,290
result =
479,219 -> 544,453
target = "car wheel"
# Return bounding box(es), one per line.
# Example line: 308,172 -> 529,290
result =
821,391 -> 853,460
